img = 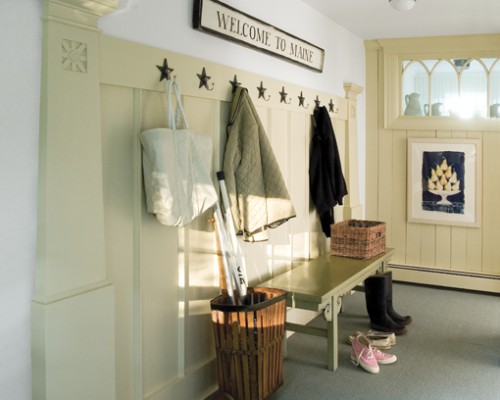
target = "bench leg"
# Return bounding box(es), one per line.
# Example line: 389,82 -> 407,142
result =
326,295 -> 342,371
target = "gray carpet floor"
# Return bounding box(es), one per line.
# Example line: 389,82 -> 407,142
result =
268,283 -> 500,400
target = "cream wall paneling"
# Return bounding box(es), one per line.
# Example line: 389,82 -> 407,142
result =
100,35 -> 356,400
34,1 -> 364,399
365,35 -> 500,294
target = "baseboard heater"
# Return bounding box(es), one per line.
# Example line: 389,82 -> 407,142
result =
389,263 -> 500,281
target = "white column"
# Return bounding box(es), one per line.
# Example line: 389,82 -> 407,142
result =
343,83 -> 364,220
33,1 -> 119,399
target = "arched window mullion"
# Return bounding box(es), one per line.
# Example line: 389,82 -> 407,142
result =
401,56 -> 500,118
402,60 -> 429,116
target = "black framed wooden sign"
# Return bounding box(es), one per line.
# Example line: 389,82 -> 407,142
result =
193,0 -> 325,72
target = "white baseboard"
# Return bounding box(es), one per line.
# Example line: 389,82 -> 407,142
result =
389,264 -> 500,294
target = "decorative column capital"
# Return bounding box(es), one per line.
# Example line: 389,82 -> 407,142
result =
42,0 -> 119,27
343,82 -> 363,101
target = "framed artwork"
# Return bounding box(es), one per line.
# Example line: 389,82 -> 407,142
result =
407,138 -> 481,227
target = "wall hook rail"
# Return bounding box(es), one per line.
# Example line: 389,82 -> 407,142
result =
157,58 -> 174,81
257,81 -> 270,101
279,86 -> 291,104
298,91 -> 309,109
197,67 -> 214,90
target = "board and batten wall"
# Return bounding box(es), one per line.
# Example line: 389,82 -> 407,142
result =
100,36 -> 361,400
33,1 -> 363,399
365,36 -> 500,293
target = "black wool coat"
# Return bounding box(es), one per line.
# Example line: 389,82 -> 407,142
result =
309,106 -> 348,237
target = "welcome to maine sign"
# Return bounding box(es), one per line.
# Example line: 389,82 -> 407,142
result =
193,0 -> 324,72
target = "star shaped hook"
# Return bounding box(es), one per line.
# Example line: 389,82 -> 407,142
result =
156,58 -> 174,81
298,91 -> 308,108
197,67 -> 214,90
314,95 -> 321,109
229,75 -> 241,93
329,99 -> 338,113
257,81 -> 270,101
279,86 -> 291,104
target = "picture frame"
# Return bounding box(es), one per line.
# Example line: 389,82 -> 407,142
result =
407,138 -> 482,227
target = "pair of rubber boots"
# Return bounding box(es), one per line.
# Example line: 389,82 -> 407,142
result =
364,271 -> 412,335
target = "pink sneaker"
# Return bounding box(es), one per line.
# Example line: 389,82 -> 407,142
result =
372,346 -> 397,365
350,335 -> 380,374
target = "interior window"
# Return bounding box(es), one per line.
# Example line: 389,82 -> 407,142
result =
402,57 -> 500,118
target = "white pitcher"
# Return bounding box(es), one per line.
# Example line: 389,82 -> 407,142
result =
490,103 -> 500,118
404,93 -> 423,116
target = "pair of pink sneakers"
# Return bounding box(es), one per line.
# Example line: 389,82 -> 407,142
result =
350,334 -> 397,374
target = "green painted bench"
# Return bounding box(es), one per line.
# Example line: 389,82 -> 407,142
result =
258,248 -> 395,371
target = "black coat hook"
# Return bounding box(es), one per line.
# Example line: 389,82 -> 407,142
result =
197,67 -> 214,91
328,99 -> 339,113
157,58 -> 174,81
314,95 -> 321,110
229,75 -> 241,93
298,91 -> 309,109
257,81 -> 270,101
279,86 -> 291,104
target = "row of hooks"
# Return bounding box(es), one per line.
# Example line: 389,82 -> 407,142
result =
156,58 -> 339,113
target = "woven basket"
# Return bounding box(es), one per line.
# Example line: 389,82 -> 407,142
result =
330,219 -> 386,259
210,287 -> 286,400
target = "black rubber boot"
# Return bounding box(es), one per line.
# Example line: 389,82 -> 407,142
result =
364,275 -> 407,335
383,271 -> 413,325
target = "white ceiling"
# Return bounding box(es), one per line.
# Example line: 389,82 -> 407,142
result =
301,0 -> 500,40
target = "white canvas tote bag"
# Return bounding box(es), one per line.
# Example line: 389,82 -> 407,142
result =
139,79 -> 218,226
